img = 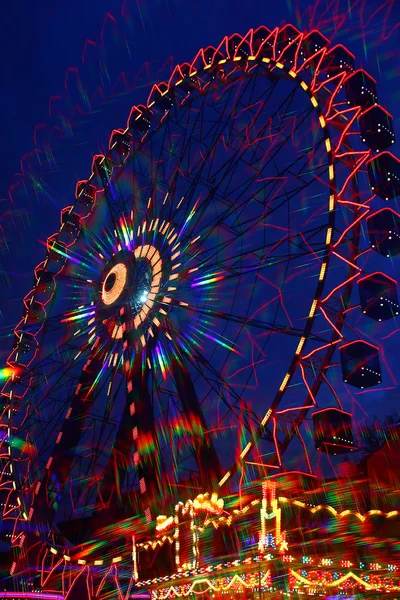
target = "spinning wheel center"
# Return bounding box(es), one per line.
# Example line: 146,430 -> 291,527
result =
98,242 -> 165,344
101,263 -> 127,306
132,258 -> 152,312
104,272 -> 116,292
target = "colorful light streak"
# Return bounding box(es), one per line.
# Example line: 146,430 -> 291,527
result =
0,367 -> 18,380
191,273 -> 225,288
60,309 -> 96,323
0,595 -> 64,600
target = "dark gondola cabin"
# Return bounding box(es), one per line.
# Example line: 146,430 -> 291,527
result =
313,408 -> 356,455
61,208 -> 81,236
344,69 -> 378,109
275,24 -> 301,64
109,129 -> 133,165
128,105 -> 152,132
368,151 -> 400,201
359,105 -> 395,152
367,207 -> 400,257
320,44 -> 355,78
76,180 -> 96,211
358,272 -> 399,321
252,26 -> 271,56
339,340 -> 381,389
300,30 -> 329,68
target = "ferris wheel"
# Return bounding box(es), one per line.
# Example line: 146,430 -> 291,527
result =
1,24 -> 399,588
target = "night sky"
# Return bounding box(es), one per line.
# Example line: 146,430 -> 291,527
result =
0,0 -> 400,443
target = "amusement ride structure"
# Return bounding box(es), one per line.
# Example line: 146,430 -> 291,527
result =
1,24 -> 400,600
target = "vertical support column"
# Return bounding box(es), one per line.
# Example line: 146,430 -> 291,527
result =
36,349 -> 106,518
171,357 -> 221,491
259,480 -> 281,551
259,480 -> 289,594
122,306 -> 161,523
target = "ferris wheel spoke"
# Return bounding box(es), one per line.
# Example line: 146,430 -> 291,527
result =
14,337 -> 93,441
187,233 -> 326,279
168,354 -> 222,489
59,401 -> 124,520
156,115 -> 246,230
177,220 -> 326,287
131,109 -> 322,285
31,344 -> 110,526
146,75 -> 307,236
57,272 -> 98,288
69,372 -> 127,505
98,353 -> 157,511
139,72 -> 245,218
153,82 -> 232,197
102,177 -> 132,223
120,334 -> 163,518
179,338 -> 274,444
142,345 -> 222,491
171,302 -> 328,342
173,127 -> 325,256
205,88 -> 313,197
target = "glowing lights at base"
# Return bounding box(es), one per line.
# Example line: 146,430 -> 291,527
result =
0,595 -> 64,600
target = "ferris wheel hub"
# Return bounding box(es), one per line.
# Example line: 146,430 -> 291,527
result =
95,233 -> 171,346
101,262 -> 128,306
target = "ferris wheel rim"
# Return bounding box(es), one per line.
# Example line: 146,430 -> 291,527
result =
3,48 -> 351,523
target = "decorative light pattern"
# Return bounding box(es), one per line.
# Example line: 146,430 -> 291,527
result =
151,571 -> 272,599
101,262 -> 128,306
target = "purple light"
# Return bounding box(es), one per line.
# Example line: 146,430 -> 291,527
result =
0,593 -> 64,600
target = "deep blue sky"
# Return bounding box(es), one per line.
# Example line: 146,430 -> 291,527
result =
0,0 -> 399,426
1,0 -> 399,204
